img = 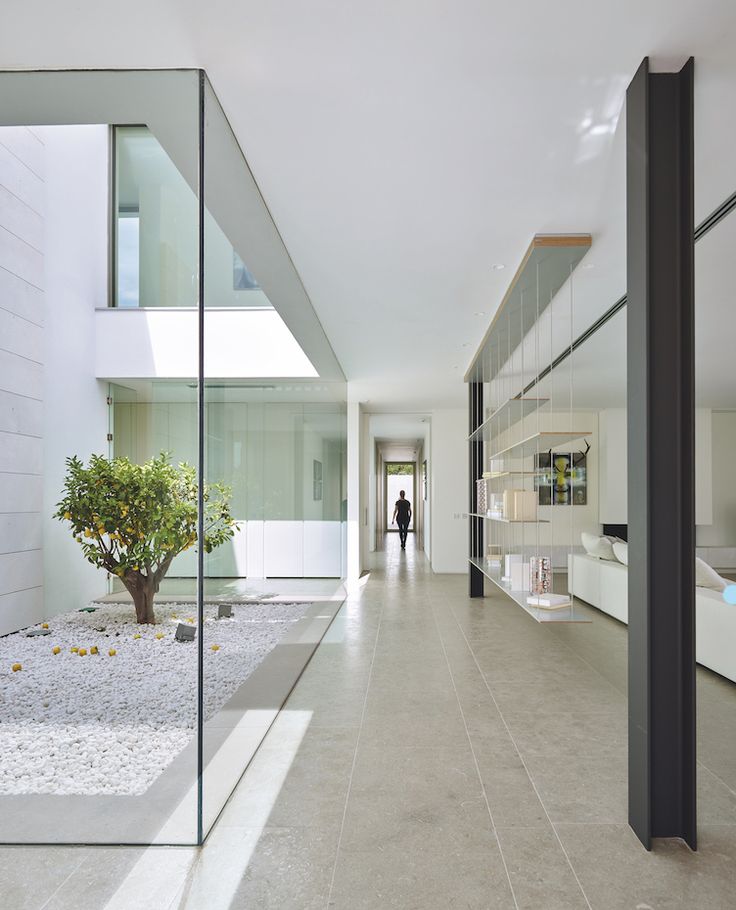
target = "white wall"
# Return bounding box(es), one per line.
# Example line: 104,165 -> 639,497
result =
42,126 -> 110,618
599,407 -> 713,527
697,411 -> 736,565
430,408 -> 467,573
0,127 -> 45,635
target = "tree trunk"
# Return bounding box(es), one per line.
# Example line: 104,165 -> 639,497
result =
126,578 -> 157,624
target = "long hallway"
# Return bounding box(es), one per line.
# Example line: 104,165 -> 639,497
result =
6,537 -> 736,909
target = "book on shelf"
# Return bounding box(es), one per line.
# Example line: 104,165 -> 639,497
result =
530,556 -> 552,595
526,593 -> 571,610
501,489 -> 538,521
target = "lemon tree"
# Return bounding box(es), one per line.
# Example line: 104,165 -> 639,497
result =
55,453 -> 236,624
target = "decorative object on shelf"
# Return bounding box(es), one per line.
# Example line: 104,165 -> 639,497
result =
535,444 -> 589,505
486,544 -> 502,566
510,561 -> 531,592
476,478 -> 489,513
526,593 -> 572,610
530,556 -> 552,595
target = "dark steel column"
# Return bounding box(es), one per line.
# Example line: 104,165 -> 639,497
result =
469,382 -> 484,597
627,57 -> 696,850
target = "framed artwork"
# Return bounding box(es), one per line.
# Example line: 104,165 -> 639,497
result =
312,459 -> 323,501
535,452 -> 587,505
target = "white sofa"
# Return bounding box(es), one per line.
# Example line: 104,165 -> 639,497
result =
569,552 -> 736,684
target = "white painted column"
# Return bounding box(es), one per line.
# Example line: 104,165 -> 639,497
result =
346,396 -> 363,587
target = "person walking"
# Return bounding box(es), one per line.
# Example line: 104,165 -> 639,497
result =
392,490 -> 412,549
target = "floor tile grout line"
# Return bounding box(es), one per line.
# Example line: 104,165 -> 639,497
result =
431,598 -> 522,910
325,586 -> 386,908
448,598 -> 595,910
36,850 -> 89,910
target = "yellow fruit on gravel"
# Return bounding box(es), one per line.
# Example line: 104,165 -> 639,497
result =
71,647 -> 78,653
108,649 -> 117,656
42,623 -> 49,629
90,646 -> 98,655
133,634 -> 141,640
186,617 -> 194,624
52,646 -> 61,655
155,633 -> 164,640
12,663 -> 22,672
78,648 -> 87,657
211,644 -> 220,652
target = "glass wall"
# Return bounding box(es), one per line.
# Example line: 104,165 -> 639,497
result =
113,126 -> 273,310
0,69 -> 346,846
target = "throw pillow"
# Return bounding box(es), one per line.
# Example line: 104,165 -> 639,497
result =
612,541 -> 628,565
695,556 -> 728,591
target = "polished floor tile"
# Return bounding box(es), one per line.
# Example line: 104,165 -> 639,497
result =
5,535 -> 736,910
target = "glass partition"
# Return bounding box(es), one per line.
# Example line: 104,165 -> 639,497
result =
0,68 -> 346,847
0,70 -> 203,845
694,205 -> 736,821
113,125 -> 274,310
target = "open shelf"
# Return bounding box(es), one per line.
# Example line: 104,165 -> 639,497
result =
468,513 -> 549,523
468,396 -> 549,443
488,430 -> 591,462
465,234 -> 591,385
468,558 -> 589,624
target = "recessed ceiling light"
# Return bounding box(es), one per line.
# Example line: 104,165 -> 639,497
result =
492,263 -> 505,271
582,263 -> 595,270
474,311 -> 486,317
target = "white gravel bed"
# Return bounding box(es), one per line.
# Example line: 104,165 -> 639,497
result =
0,600 -> 310,796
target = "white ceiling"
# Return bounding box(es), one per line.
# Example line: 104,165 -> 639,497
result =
3,1 -> 736,411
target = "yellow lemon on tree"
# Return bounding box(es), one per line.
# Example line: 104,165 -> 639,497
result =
63,511 -> 71,520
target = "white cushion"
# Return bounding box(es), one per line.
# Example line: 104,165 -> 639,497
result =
612,541 -> 628,565
695,556 -> 728,591
581,532 -> 618,561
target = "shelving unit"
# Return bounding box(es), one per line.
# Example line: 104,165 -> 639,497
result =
465,233 -> 592,623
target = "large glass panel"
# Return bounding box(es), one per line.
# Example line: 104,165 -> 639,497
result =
199,78 -> 347,837
694,206 -> 736,823
0,71 -> 202,844
113,125 -> 274,310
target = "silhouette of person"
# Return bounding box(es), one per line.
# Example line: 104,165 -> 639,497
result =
392,490 -> 412,549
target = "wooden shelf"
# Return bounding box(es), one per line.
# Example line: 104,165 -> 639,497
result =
468,558 -> 589,624
468,397 -> 549,443
465,234 -> 591,385
488,430 -> 591,462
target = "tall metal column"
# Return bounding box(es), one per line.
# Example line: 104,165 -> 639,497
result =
469,381 -> 484,597
627,57 -> 696,850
